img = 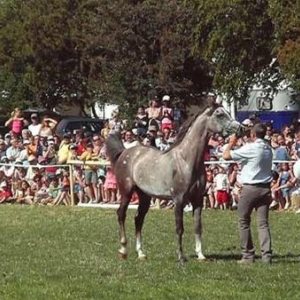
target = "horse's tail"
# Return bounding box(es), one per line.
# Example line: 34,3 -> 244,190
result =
105,133 -> 125,166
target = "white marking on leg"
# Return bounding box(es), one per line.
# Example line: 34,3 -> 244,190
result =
195,234 -> 206,260
136,233 -> 146,259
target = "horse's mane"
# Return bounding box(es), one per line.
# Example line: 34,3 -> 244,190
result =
164,104 -> 217,153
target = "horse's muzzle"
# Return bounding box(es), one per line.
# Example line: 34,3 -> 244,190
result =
236,124 -> 247,138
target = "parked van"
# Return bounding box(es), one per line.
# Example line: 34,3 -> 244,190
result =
236,88 -> 300,131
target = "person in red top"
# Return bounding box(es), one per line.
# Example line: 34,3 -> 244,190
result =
0,181 -> 12,204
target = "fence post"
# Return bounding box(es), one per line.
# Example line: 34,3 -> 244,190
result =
69,164 -> 75,206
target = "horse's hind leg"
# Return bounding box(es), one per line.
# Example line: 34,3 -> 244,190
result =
191,196 -> 206,261
117,191 -> 133,259
134,189 -> 151,259
174,199 -> 187,263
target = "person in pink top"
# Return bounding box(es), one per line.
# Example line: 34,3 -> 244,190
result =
160,95 -> 174,131
5,108 -> 29,138
103,161 -> 118,203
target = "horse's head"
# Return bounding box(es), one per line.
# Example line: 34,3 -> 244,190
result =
208,105 -> 243,137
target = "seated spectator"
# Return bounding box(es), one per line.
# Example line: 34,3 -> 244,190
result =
6,138 -> 21,162
0,139 -> 7,160
123,130 -> 138,149
15,180 -> 34,204
0,181 -> 13,204
52,171 -> 71,205
0,156 -> 15,179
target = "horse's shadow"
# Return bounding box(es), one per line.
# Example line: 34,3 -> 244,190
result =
189,252 -> 300,264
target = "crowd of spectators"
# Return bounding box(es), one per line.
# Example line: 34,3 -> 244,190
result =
1,102 -> 300,213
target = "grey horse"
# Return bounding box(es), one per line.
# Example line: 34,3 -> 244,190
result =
106,103 -> 242,263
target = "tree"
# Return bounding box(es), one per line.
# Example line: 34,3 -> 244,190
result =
190,0 -> 283,99
268,0 -> 300,90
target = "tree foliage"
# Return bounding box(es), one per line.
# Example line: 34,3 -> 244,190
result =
0,0 -> 300,117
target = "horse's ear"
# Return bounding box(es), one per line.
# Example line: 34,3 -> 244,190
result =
208,102 -> 219,110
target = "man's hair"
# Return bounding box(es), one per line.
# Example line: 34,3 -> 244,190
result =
252,123 -> 266,139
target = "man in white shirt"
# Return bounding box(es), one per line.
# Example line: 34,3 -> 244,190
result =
223,123 -> 273,264
28,113 -> 42,137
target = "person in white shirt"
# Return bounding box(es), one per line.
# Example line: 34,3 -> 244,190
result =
223,123 -> 273,265
213,166 -> 230,209
28,113 -> 42,137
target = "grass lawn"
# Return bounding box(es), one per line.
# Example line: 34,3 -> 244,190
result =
0,206 -> 300,300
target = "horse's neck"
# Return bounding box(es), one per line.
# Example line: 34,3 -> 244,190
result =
177,115 -> 210,168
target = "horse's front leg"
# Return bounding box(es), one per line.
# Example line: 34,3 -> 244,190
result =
174,201 -> 186,263
134,191 -> 151,260
117,193 -> 132,259
193,201 -> 206,261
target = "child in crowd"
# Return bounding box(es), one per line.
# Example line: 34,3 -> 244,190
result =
204,165 -> 215,209
0,181 -> 13,204
275,163 -> 294,210
214,165 -> 230,209
103,163 -> 118,203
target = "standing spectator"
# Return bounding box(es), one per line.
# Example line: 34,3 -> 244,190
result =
57,133 -> 71,164
100,119 -> 110,140
39,116 -> 57,138
5,107 -> 29,138
28,113 -> 42,136
204,165 -> 215,209
229,164 -> 242,209
145,99 -> 161,130
109,110 -> 123,134
213,166 -> 230,209
103,162 -> 118,204
274,162 -> 294,210
223,123 -> 273,264
134,107 -> 148,137
160,95 -> 174,131
291,131 -> 300,160
274,134 -> 290,161
80,143 -> 99,203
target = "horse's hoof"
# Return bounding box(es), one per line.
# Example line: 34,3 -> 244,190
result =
138,254 -> 147,261
197,257 -> 206,262
118,252 -> 128,260
178,257 -> 188,264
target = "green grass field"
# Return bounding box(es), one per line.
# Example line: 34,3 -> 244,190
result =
0,206 -> 299,300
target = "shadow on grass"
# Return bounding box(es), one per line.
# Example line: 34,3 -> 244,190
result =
188,252 -> 300,264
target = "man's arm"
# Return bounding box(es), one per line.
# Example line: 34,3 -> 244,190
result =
222,134 -> 237,160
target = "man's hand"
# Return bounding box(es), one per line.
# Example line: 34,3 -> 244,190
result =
223,134 -> 237,160
228,134 -> 237,146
